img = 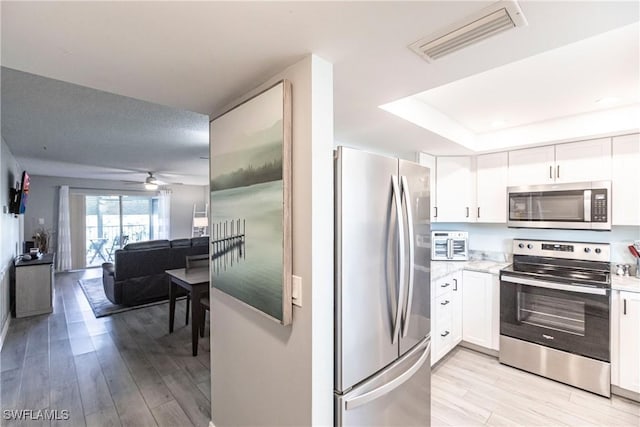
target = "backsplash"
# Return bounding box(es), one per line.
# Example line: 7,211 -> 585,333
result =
432,223 -> 640,264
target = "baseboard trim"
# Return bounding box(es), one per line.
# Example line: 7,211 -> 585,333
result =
0,316 -> 11,352
612,385 -> 640,403
459,340 -> 499,358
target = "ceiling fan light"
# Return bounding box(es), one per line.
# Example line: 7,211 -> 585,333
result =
144,183 -> 158,190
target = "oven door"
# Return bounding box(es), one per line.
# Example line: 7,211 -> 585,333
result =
500,274 -> 609,362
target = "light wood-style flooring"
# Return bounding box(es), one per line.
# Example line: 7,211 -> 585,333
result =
1,269 -> 210,427
3,269 -> 639,426
432,346 -> 640,426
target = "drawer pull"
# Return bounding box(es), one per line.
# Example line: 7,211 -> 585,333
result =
440,300 -> 450,306
440,331 -> 450,337
440,283 -> 450,288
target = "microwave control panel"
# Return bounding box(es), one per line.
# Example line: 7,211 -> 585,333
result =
591,190 -> 608,222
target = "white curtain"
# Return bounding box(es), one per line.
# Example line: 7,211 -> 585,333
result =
157,189 -> 171,239
56,185 -> 72,271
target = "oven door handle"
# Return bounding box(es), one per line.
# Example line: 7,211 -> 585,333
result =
501,275 -> 608,296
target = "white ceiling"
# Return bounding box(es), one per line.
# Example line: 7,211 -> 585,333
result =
1,1 -> 639,184
1,68 -> 210,185
393,22 -> 640,150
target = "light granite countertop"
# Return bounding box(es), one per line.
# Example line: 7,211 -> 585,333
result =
431,260 -> 511,281
431,260 -> 640,293
611,275 -> 640,293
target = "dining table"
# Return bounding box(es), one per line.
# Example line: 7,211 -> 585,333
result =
166,266 -> 209,356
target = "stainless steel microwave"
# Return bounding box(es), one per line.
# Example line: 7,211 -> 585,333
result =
507,181 -> 611,230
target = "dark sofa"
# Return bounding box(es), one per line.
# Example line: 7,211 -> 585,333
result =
102,237 -> 208,305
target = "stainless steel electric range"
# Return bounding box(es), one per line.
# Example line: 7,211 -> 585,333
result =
499,239 -> 611,397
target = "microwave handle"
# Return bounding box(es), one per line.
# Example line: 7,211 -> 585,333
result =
584,190 -> 591,222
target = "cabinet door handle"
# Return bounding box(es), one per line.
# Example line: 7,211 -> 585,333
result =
440,300 -> 450,306
466,207 -> 469,218
453,278 -> 458,291
549,165 -> 553,179
624,298 -> 627,315
557,165 -> 560,179
440,331 -> 450,337
477,207 -> 480,218
434,207 -> 438,218
441,282 -> 450,288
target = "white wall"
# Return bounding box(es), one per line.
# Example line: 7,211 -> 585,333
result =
210,55 -> 334,426
23,175 -> 207,245
433,223 -> 640,264
0,137 -> 23,343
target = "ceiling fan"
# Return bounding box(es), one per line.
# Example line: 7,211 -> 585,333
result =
122,171 -> 183,189
144,172 -> 161,190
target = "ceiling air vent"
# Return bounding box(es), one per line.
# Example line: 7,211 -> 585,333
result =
409,0 -> 527,62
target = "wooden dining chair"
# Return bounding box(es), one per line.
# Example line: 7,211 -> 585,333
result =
183,254 -> 210,325
186,254 -> 209,271
199,295 -> 210,338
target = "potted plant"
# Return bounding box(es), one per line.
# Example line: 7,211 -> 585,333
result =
33,227 -> 54,254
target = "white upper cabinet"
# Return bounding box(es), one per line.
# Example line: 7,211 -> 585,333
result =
612,134 -> 640,226
507,145 -> 555,186
476,152 -> 508,223
417,152 -> 437,222
435,157 -> 475,222
507,138 -> 611,186
554,138 -> 611,183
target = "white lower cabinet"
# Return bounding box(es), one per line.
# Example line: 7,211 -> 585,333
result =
430,271 -> 462,366
462,270 -> 499,351
612,290 -> 640,395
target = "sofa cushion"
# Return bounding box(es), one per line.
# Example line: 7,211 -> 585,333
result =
171,238 -> 191,248
114,247 -> 172,280
191,236 -> 209,247
124,240 -> 170,251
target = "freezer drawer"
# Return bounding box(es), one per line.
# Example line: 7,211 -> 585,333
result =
335,338 -> 431,427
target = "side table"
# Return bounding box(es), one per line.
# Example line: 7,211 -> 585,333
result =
14,253 -> 55,318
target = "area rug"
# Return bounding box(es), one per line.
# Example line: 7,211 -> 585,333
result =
78,277 -> 177,318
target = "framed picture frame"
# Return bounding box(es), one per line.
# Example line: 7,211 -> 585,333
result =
209,80 -> 292,325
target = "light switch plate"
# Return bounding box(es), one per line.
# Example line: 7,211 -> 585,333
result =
292,275 -> 302,307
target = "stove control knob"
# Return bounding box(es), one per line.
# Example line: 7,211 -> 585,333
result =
527,244 -> 533,249
518,243 -> 525,249
595,248 -> 601,254
584,248 -> 591,253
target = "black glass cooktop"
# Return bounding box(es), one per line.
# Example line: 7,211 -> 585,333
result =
501,255 -> 611,288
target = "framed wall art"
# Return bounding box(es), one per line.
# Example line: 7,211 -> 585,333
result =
209,80 -> 292,325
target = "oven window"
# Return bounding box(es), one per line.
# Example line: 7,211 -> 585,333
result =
517,292 -> 585,336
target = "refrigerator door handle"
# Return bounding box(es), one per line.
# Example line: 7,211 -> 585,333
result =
400,176 -> 414,338
391,175 -> 405,344
344,338 -> 431,411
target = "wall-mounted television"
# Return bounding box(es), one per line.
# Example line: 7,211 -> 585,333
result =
9,171 -> 30,214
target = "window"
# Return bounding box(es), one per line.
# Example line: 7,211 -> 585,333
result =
84,195 -> 159,267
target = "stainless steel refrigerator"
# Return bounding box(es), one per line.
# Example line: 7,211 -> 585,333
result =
335,146 -> 431,426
